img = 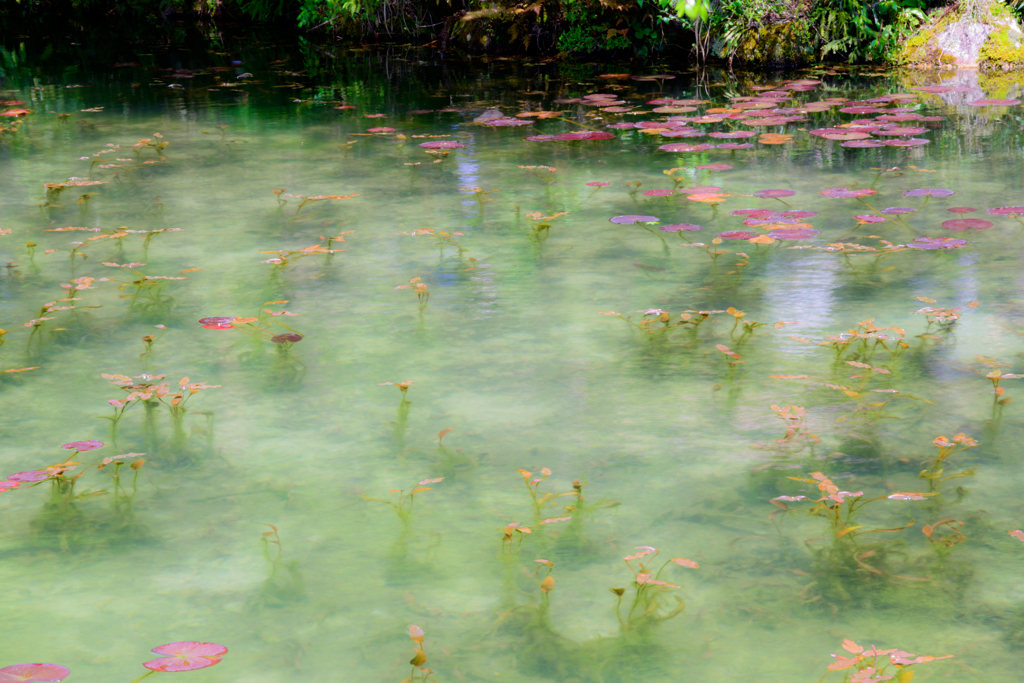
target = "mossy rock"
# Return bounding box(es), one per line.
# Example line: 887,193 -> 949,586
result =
730,21 -> 814,65
895,5 -> 1024,70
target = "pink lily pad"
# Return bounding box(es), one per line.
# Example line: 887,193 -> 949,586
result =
0,664 -> 70,682
782,210 -> 817,218
753,189 -> 795,199
483,118 -> 531,126
903,188 -> 954,198
942,218 -> 992,230
715,143 -> 754,149
968,99 -> 1021,106
716,230 -> 759,240
660,129 -> 704,138
882,138 -> 930,147
708,131 -> 756,139
554,131 -> 615,141
524,135 -> 557,142
660,224 -> 702,232
0,480 -> 20,492
906,237 -> 968,250
7,470 -> 50,482
821,187 -> 877,199
696,163 -> 731,171
642,189 -> 676,197
987,206 -> 1024,215
732,209 -> 779,218
677,186 -> 722,194
199,316 -> 236,326
143,642 -> 228,673
586,181 -> 610,187
855,215 -> 886,223
418,141 -> 465,149
768,228 -> 820,240
610,215 -> 659,225
61,440 -> 103,451
607,123 -> 635,130
822,132 -> 870,141
659,143 -> 715,153
872,126 -> 928,136
367,127 -> 395,133
876,113 -> 924,122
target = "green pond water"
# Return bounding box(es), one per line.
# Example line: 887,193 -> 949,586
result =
5,40 -> 1024,682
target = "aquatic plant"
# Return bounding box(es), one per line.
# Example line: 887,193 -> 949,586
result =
819,638 -> 951,683
772,473 -> 933,601
524,211 -> 568,242
919,433 -> 979,496
380,381 -> 413,447
403,625 -> 435,683
365,478 -> 443,525
613,546 -> 698,633
395,277 -> 430,308
261,243 -> 342,271
395,228 -> 465,255
517,165 -> 557,186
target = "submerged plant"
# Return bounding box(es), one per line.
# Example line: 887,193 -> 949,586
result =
919,433 -> 979,497
253,524 -> 305,606
396,277 -> 430,308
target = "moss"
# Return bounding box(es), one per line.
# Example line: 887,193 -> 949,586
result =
979,25 -> 1024,70
732,21 -> 814,64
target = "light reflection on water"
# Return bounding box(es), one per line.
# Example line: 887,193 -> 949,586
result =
3,46 -> 1024,681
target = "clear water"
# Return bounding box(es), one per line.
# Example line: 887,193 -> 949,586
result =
3,42 -> 1024,682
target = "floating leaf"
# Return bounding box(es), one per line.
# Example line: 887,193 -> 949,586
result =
143,642 -> 228,672
0,664 -> 70,682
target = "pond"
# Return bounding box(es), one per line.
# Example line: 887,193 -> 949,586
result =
3,40 -> 1024,683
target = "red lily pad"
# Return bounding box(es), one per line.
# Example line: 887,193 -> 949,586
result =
942,218 -> 992,230
821,187 -> 877,198
610,215 -> 659,225
903,188 -> 954,198
987,206 -> 1024,215
586,181 -> 611,187
199,316 -> 236,325
716,143 -> 754,149
948,207 -> 977,213
0,663 -> 70,682
855,215 -> 886,223
905,237 -> 968,249
732,209 -> 779,218
418,141 -> 465,149
642,189 -> 676,197
876,113 -> 924,122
